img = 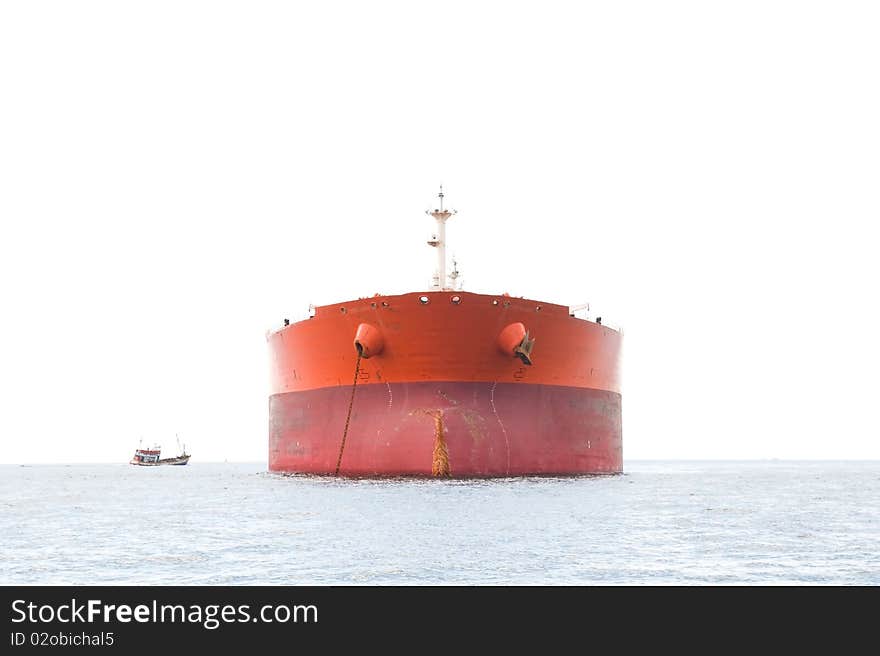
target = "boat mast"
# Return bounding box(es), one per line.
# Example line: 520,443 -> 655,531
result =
425,185 -> 457,291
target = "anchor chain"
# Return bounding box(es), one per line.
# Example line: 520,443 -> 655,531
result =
334,352 -> 363,476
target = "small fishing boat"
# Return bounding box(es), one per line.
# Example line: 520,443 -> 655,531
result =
130,438 -> 190,466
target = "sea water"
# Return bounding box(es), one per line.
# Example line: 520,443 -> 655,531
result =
1,461 -> 878,585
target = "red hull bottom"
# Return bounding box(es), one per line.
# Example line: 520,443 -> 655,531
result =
269,382 -> 622,477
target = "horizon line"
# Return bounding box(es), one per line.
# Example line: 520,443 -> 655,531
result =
3,458 -> 880,467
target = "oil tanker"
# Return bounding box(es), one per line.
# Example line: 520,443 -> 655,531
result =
267,189 -> 622,476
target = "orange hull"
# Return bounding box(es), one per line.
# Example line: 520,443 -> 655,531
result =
268,291 -> 622,476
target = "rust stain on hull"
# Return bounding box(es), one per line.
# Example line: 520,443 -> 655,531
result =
413,409 -> 451,477
459,408 -> 488,443
431,412 -> 450,477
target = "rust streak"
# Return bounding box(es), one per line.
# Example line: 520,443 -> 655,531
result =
460,409 -> 487,443
411,408 -> 452,477
431,411 -> 450,477
438,390 -> 459,406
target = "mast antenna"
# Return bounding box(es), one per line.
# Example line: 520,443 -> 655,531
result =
425,185 -> 457,291
449,256 -> 462,290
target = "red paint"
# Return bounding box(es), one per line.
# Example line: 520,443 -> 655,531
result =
268,291 -> 622,395
269,382 -> 621,476
353,322 -> 384,358
268,290 -> 623,476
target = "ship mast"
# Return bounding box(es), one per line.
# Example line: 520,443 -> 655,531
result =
425,185 -> 457,291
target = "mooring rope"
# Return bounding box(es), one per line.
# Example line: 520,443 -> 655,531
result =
334,353 -> 363,476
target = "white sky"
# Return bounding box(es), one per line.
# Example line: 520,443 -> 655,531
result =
1,1 -> 878,464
